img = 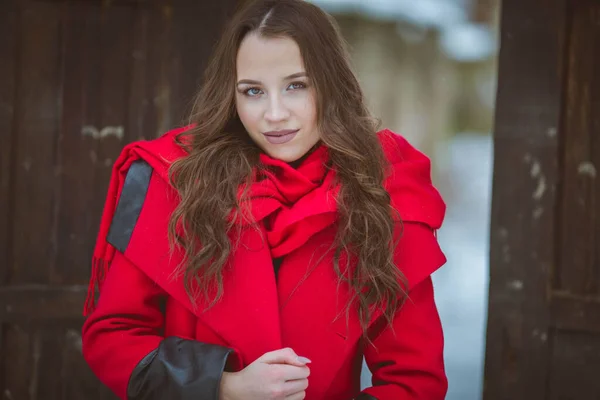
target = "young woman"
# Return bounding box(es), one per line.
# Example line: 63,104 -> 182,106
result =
81,0 -> 448,399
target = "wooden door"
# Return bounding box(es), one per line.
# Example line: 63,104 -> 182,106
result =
484,0 -> 600,398
0,0 -> 239,398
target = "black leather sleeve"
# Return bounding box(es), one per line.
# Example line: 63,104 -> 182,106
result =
127,336 -> 234,400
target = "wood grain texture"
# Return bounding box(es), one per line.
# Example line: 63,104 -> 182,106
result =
484,0 -> 566,397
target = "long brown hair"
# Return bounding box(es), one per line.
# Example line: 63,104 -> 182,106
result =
168,0 -> 406,335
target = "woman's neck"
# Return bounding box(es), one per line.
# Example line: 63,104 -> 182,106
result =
286,142 -> 321,169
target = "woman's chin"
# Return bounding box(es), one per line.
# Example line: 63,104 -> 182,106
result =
262,144 -> 307,163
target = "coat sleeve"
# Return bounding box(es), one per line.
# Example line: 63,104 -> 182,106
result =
81,250 -> 234,400
357,222 -> 448,400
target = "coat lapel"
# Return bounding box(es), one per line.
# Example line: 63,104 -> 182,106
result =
198,226 -> 283,364
277,227 -> 378,399
125,173 -> 282,364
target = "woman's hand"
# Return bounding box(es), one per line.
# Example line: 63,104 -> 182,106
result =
219,347 -> 311,400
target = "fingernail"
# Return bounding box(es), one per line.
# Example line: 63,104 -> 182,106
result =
297,356 -> 312,364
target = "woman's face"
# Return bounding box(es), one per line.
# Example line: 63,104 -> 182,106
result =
235,33 -> 320,162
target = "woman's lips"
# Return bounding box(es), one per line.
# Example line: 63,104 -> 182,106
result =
263,129 -> 299,145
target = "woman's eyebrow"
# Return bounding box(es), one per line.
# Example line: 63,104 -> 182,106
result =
284,71 -> 307,80
236,72 -> 307,86
237,79 -> 261,85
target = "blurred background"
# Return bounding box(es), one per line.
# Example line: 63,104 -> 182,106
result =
2,0 -> 600,399
305,1 -> 498,398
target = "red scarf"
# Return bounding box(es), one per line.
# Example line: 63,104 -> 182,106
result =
84,126 -> 444,315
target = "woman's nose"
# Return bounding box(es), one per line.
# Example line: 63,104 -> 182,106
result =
264,96 -> 290,122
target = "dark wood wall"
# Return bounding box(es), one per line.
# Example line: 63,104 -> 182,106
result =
0,0 -> 239,397
484,0 -> 600,398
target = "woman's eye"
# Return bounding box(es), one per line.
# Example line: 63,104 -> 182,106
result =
245,87 -> 262,96
288,82 -> 306,90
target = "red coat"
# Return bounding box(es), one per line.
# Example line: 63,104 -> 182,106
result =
82,127 -> 448,400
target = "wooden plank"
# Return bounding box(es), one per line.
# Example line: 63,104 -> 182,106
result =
169,0 -> 240,125
0,0 -> 18,285
0,285 -> 88,323
550,294 -> 600,333
10,0 -> 63,284
483,0 -> 566,397
54,1 -> 110,286
548,330 -> 600,399
127,1 -> 171,139
127,4 -> 152,140
0,0 -> 19,393
3,324 -> 33,399
29,327 -> 63,399
2,322 -> 117,400
558,0 -> 600,297
593,0 -> 600,300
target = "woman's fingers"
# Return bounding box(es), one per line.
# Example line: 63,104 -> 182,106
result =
274,364 -> 310,381
283,378 -> 309,396
285,389 -> 307,400
259,347 -> 311,367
